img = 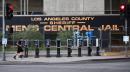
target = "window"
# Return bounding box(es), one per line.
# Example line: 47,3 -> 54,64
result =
5,0 -> 21,15
105,0 -> 120,14
0,0 -> 44,15
28,0 -> 43,15
0,1 -> 2,15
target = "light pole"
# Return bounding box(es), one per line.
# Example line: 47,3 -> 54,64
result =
2,0 -> 6,61
125,18 -> 128,36
124,18 -> 128,57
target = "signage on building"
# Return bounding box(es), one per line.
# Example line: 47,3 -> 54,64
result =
40,16 -> 122,32
31,17 -> 42,21
0,16 -> 124,32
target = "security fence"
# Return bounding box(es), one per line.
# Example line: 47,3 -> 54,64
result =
0,30 -> 130,52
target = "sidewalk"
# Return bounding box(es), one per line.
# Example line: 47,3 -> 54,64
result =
0,50 -> 130,64
2,56 -> 130,63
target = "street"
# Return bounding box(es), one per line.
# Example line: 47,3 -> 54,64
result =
0,60 -> 130,72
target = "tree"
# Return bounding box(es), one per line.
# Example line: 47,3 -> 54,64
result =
57,30 -> 73,45
13,25 -> 43,40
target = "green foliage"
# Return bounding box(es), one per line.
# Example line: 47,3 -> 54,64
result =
13,25 -> 43,40
57,30 -> 73,44
0,32 -> 2,39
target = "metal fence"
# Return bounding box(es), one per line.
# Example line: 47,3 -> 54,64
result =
0,29 -> 130,52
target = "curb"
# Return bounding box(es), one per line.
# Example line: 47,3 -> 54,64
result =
0,61 -> 34,65
90,57 -> 130,61
0,57 -> 130,65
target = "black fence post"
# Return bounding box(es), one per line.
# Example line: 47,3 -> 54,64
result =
78,39 -> 82,57
46,39 -> 51,57
24,40 -> 29,58
34,40 -> 39,58
56,39 -> 61,57
67,39 -> 72,57
87,38 -> 92,56
96,38 -> 100,56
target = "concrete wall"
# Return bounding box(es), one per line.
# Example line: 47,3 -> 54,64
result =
44,0 -> 104,15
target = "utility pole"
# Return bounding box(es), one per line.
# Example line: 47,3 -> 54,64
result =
2,0 -> 6,61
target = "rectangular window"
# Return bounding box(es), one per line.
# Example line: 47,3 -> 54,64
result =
105,0 -> 120,14
28,0 -> 43,15
112,0 -> 120,14
0,0 -> 44,15
5,0 -> 21,15
105,0 -> 110,14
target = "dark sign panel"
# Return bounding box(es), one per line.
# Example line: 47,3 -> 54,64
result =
40,16 -> 123,32
0,16 -> 126,32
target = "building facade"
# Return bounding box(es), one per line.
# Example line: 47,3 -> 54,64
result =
0,0 -> 120,15
0,0 -> 129,48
